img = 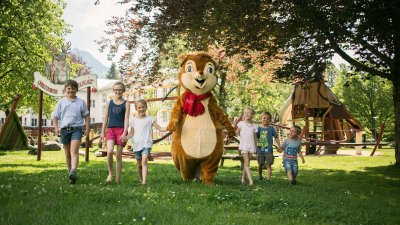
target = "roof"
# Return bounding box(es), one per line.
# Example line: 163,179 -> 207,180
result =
97,79 -> 119,91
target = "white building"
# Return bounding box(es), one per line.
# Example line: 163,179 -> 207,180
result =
0,79 -> 177,136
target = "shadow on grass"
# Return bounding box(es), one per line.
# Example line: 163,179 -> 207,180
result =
1,159 -> 400,225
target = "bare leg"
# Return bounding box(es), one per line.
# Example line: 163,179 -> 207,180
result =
258,164 -> 263,178
136,158 -> 142,183
287,170 -> 294,182
115,145 -> 123,183
69,140 -> 80,172
266,165 -> 272,180
242,153 -> 253,186
141,155 -> 148,185
106,140 -> 115,179
63,143 -> 71,172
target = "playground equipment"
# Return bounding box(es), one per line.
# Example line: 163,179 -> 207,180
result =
0,94 -> 28,150
279,80 -> 385,155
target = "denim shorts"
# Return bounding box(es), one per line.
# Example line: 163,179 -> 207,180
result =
283,157 -> 299,178
135,147 -> 151,159
60,127 -> 83,144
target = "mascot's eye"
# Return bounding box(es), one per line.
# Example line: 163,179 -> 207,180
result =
207,67 -> 213,73
186,66 -> 193,72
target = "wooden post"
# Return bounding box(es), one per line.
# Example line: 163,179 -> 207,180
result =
85,87 -> 90,162
37,90 -> 43,161
355,131 -> 362,155
370,123 -> 385,156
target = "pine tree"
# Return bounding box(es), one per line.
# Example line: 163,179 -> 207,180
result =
106,62 -> 118,79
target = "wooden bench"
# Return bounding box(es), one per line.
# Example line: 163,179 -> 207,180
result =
220,145 -> 257,167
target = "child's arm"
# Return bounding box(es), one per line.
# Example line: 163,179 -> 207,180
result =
153,121 -> 166,132
298,147 -> 305,163
274,137 -> 281,151
120,127 -> 134,142
123,100 -> 130,136
277,140 -> 285,153
53,117 -> 59,136
100,101 -> 110,143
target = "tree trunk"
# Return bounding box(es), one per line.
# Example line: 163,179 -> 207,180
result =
393,78 -> 400,166
218,72 -> 227,111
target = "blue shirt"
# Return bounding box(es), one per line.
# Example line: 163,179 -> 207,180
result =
281,138 -> 302,159
257,126 -> 277,153
107,100 -> 126,128
53,97 -> 89,128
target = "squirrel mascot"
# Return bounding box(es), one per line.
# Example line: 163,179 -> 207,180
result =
167,51 -> 235,184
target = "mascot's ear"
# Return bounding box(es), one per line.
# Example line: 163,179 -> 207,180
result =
212,58 -> 219,68
178,54 -> 189,67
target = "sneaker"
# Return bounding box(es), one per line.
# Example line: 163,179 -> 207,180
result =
105,175 -> 112,183
266,179 -> 271,183
258,176 -> 263,183
69,171 -> 77,184
291,179 -> 297,185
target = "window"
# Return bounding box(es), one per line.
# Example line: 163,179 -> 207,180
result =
91,99 -> 95,108
162,112 -> 169,123
1,118 -> 5,124
31,118 -> 37,127
51,119 -> 53,126
91,117 -> 95,123
24,118 -> 27,126
42,119 -> 47,127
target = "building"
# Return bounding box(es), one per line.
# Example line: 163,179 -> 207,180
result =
0,79 -> 177,138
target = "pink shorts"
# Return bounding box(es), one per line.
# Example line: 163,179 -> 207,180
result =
105,127 -> 125,146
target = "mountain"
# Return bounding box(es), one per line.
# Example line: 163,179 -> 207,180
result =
70,48 -> 109,79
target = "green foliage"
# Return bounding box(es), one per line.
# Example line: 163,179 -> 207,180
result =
332,65 -> 394,140
106,62 -> 118,79
0,0 -> 69,115
0,148 -> 399,225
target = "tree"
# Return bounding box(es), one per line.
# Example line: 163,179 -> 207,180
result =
106,62 -> 118,79
100,0 -> 400,165
332,65 -> 394,141
0,0 -> 69,115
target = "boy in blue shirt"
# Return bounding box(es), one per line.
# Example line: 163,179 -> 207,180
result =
257,112 -> 280,183
53,80 -> 90,184
278,125 -> 305,185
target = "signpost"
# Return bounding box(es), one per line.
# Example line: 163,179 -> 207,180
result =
33,43 -> 97,161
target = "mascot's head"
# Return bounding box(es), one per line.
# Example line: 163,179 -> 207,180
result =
178,51 -> 219,95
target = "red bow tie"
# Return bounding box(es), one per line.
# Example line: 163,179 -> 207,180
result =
182,91 -> 211,116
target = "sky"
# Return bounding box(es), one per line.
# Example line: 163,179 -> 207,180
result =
63,0 -> 348,68
63,0 -> 129,66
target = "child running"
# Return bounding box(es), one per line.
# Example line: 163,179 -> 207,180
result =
120,99 -> 165,186
100,81 -> 130,183
278,125 -> 305,185
236,106 -> 258,186
256,112 -> 280,183
53,80 -> 90,184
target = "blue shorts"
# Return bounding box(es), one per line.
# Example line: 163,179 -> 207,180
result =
283,158 -> 299,178
60,127 -> 83,144
134,147 -> 151,159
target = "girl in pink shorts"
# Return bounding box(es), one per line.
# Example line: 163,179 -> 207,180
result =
100,82 -> 130,183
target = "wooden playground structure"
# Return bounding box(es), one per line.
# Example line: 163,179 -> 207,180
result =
279,80 -> 385,155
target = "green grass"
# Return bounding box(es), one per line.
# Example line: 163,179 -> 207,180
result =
0,147 -> 399,225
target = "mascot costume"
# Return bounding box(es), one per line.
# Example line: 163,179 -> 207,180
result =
167,51 -> 235,184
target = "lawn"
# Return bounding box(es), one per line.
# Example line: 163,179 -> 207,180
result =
0,147 -> 399,225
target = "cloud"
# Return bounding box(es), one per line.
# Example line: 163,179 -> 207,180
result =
63,0 -> 129,65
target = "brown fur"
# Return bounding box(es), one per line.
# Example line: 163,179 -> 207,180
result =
167,52 -> 235,184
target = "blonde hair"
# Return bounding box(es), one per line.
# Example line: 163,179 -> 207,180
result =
244,106 -> 255,115
135,99 -> 147,109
